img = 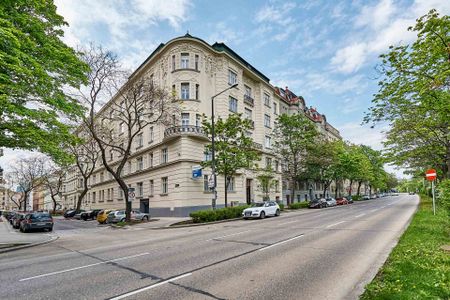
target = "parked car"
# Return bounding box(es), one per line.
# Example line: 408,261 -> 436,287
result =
12,213 -> 26,229
370,194 -> 377,199
325,197 -> 337,207
309,198 -> 327,208
64,209 -> 85,218
242,201 -> 280,219
80,209 -> 102,221
97,210 -> 112,224
347,197 -> 354,204
362,195 -> 370,200
336,197 -> 349,205
20,212 -> 53,232
107,210 -> 150,223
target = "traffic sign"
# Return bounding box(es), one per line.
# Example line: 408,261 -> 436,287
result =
128,187 -> 135,202
425,169 -> 437,181
208,175 -> 215,188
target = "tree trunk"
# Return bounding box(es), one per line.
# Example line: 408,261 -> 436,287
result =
51,196 -> 57,214
117,180 -> 131,222
349,180 -> 353,198
290,178 -> 295,205
369,185 -> 372,196
357,181 -> 362,196
334,179 -> 338,198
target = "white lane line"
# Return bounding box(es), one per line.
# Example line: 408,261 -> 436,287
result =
20,252 -> 150,282
109,273 -> 192,300
326,221 -> 346,228
354,213 -> 366,218
205,230 -> 252,241
279,220 -> 300,226
370,209 -> 379,213
258,234 -> 304,251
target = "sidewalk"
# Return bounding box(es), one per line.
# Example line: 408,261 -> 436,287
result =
0,217 -> 57,252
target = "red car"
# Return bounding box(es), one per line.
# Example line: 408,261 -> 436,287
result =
336,197 -> 349,205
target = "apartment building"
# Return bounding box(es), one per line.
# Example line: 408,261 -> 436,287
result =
62,34 -> 301,216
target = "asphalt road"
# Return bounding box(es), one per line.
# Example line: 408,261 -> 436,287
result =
0,194 -> 418,300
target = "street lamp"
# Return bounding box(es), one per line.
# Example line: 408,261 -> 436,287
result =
211,83 -> 238,210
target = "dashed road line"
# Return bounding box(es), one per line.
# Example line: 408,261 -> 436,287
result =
326,221 -> 346,228
258,234 -> 304,251
205,230 -> 252,241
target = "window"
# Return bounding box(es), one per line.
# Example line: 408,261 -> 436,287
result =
196,114 -> 201,127
136,133 -> 143,148
149,152 -> 153,167
244,108 -> 252,120
265,136 -> 272,149
100,172 -> 104,182
275,181 -> 279,193
92,191 -> 96,203
195,84 -> 199,100
181,113 -> 190,127
264,114 -> 271,128
109,149 -> 114,161
273,102 -> 277,114
93,174 -> 97,184
119,122 -> 124,134
110,188 -> 114,200
228,69 -> 237,85
172,54 -> 175,70
264,93 -> 270,106
137,157 -> 143,171
161,177 -> 168,194
204,151 -> 212,161
181,53 -> 189,68
128,161 -> 132,173
161,148 -> 168,163
137,182 -> 143,197
227,177 -> 235,192
181,83 -> 190,99
245,85 -> 251,97
204,175 -> 213,192
107,189 -> 110,201
147,127 -> 153,144
118,189 -> 123,200
109,110 -> 114,119
275,160 -> 279,172
149,180 -> 154,196
265,157 -> 272,168
229,96 -> 238,113
195,54 -> 199,70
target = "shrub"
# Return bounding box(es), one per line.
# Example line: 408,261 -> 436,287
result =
190,205 -> 249,223
352,195 -> 362,201
278,203 -> 285,211
437,179 -> 450,214
288,202 -> 309,209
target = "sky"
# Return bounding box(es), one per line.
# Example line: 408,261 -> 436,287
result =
1,0 -> 450,177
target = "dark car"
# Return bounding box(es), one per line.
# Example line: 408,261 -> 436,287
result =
12,213 -> 26,229
309,198 -> 327,209
64,209 -> 84,218
80,209 -> 102,221
20,212 -> 53,232
347,197 -> 354,204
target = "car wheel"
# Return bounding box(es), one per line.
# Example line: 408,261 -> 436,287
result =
22,226 -> 28,233
120,218 -> 125,222
20,226 -> 24,233
260,211 -> 265,219
48,227 -> 53,232
142,216 -> 149,221
275,209 -> 280,216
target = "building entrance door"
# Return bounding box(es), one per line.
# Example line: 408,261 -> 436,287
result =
140,199 -> 149,213
246,179 -> 252,204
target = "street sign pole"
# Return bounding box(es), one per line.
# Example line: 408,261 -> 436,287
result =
431,180 -> 436,216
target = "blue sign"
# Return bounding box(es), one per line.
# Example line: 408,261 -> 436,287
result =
192,166 -> 202,179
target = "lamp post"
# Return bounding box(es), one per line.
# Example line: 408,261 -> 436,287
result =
211,83 -> 238,210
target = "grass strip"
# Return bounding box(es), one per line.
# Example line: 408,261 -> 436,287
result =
361,194 -> 450,299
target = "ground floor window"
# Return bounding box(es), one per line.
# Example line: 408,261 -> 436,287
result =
227,177 -> 235,192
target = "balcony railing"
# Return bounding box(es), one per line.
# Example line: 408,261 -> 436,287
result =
244,94 -> 254,106
164,125 -> 208,140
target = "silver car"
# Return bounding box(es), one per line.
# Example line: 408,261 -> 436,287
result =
107,209 -> 150,223
325,197 -> 337,207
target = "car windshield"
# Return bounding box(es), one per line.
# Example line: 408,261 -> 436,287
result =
251,203 -> 265,207
32,213 -> 51,220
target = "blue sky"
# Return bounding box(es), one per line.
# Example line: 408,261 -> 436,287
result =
1,0 -> 449,176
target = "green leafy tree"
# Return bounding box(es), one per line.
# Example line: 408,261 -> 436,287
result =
202,114 -> 260,207
273,113 -> 317,205
0,0 -> 88,161
256,166 -> 277,201
364,10 -> 450,178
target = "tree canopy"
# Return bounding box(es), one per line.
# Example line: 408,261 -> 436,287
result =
0,0 -> 88,161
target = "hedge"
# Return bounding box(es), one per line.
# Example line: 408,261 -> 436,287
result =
288,202 -> 309,209
190,205 -> 249,223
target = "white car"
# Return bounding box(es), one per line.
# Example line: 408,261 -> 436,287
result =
242,201 -> 280,219
325,197 -> 337,207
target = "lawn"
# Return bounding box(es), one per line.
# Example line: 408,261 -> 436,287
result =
361,194 -> 450,299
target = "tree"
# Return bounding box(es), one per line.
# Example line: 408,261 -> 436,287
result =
202,114 -> 260,207
42,167 -> 66,213
0,1 -> 88,161
68,135 -> 100,212
273,113 -> 317,205
365,10 -> 450,178
7,156 -> 48,210
256,166 -> 277,201
80,45 -> 175,221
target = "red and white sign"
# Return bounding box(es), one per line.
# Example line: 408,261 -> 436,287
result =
425,169 -> 437,181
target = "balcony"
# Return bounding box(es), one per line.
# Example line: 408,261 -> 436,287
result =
164,125 -> 208,141
244,94 -> 254,106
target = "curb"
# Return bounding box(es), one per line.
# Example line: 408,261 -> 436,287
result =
152,217 -> 243,229
0,235 -> 59,254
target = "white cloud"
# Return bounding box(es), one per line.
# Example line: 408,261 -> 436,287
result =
354,0 -> 397,30
254,1 -> 299,42
331,43 -> 367,74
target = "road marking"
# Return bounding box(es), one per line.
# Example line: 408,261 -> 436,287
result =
370,209 -> 379,213
206,230 -> 252,241
109,273 -> 192,300
258,234 -> 304,251
279,220 -> 300,226
354,213 -> 366,218
19,252 -> 150,281
326,221 -> 346,228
